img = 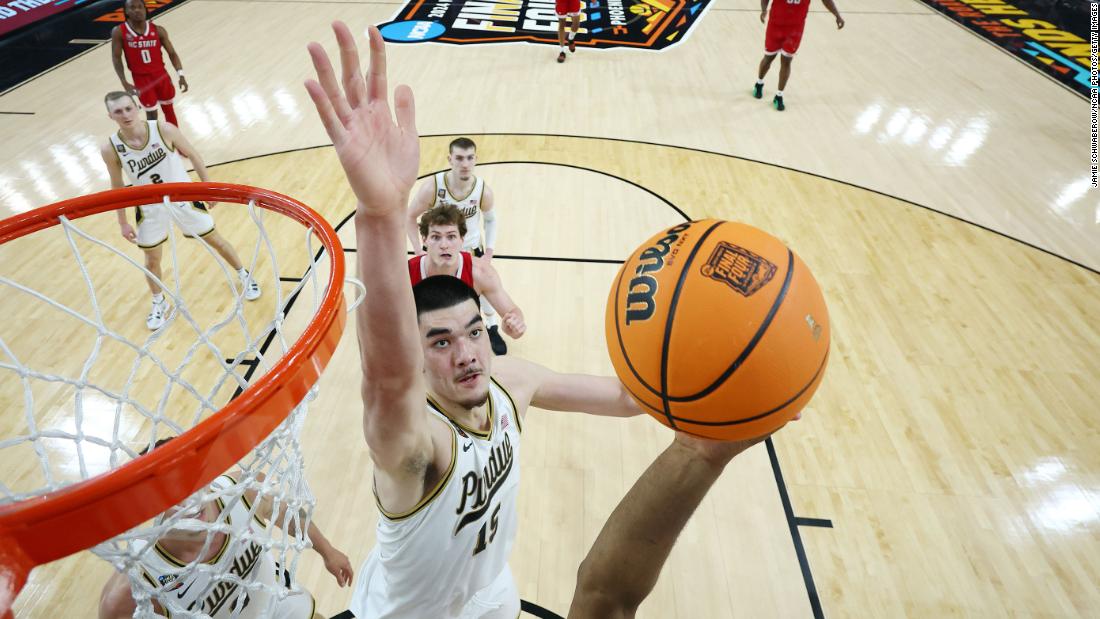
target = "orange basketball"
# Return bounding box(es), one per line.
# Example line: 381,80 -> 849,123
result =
605,220 -> 830,440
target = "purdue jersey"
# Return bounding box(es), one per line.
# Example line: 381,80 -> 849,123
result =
432,171 -> 486,252
132,475 -> 314,618
110,120 -> 190,187
351,379 -> 523,619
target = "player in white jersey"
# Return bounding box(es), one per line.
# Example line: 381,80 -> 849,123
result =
97,438 -> 353,619
99,91 -> 262,331
406,137 -> 510,355
304,24 -> 645,618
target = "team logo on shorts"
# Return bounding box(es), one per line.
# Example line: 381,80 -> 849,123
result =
699,241 -> 776,297
377,0 -> 713,52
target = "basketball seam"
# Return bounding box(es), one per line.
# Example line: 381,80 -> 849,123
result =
659,221 -> 727,431
667,248 -> 795,402
671,346 -> 829,426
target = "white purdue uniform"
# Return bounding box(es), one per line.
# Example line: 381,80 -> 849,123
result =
432,171 -> 486,253
351,379 -> 522,619
132,475 -> 315,618
110,120 -> 215,249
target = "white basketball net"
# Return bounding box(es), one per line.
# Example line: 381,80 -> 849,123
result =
0,195 -> 346,617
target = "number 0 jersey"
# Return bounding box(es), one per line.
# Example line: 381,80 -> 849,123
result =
350,379 -> 523,618
110,120 -> 191,187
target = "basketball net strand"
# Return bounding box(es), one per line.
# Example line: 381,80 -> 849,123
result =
0,195 -> 349,618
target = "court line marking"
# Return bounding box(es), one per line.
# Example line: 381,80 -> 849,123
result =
204,136 -> 1099,276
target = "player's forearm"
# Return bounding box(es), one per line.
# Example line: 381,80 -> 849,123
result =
167,52 -> 183,72
190,157 -> 211,182
116,209 -> 128,225
113,57 -> 128,85
356,212 -> 422,382
572,441 -> 726,614
821,0 -> 840,17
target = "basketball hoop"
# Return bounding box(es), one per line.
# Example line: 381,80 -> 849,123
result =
0,183 -> 352,617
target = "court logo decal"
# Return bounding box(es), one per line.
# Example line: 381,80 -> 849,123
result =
700,241 -> 776,297
916,0 -> 1092,97
378,0 -> 713,52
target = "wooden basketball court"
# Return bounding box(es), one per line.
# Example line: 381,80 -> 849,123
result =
1,0 -> 1097,616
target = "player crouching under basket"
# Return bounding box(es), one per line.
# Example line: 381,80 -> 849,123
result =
97,437 -> 353,619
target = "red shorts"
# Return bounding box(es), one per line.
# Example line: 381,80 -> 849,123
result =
555,0 -> 580,17
133,71 -> 176,109
764,21 -> 805,56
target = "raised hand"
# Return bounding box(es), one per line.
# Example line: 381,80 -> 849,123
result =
305,22 -> 419,217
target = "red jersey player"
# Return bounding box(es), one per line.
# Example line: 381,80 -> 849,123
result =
555,0 -> 581,63
411,204 -> 526,354
111,0 -> 189,126
753,0 -> 844,111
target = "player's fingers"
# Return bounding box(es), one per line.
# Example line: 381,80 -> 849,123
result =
365,25 -> 388,104
332,21 -> 367,108
394,84 -> 417,135
308,41 -> 354,125
304,79 -> 346,145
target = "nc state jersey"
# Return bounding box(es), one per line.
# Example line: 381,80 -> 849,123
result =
408,251 -> 475,288
350,379 -> 523,618
121,22 -> 167,76
769,0 -> 811,25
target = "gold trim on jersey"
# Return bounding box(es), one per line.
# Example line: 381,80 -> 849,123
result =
375,427 -> 457,521
116,122 -> 152,152
138,236 -> 169,249
158,121 -> 177,152
226,474 -> 268,529
153,498 -> 231,567
140,570 -> 172,617
490,377 -> 522,434
442,172 -> 478,202
426,391 -> 494,440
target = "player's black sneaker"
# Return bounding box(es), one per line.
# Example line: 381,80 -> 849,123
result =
488,325 -> 508,355
773,94 -> 785,111
569,38 -> 576,53
752,83 -> 763,99
557,51 -> 566,63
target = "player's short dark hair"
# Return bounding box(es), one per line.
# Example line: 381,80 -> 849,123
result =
138,436 -> 176,456
413,276 -> 480,319
449,137 -> 476,153
419,203 -> 468,240
104,91 -> 135,108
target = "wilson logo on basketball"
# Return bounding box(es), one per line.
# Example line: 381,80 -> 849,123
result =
624,222 -> 690,324
699,242 -> 776,297
377,0 -> 713,52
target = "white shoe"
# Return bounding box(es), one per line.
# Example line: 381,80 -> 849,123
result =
146,298 -> 170,330
240,271 -> 261,301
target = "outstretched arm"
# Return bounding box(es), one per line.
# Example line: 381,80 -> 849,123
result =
820,0 -> 844,27
567,433 -> 768,618
243,477 -> 353,587
160,122 -> 218,207
494,356 -> 643,418
406,180 -> 435,254
473,257 -> 525,339
157,26 -> 189,92
304,23 -> 433,506
101,141 -> 136,243
481,185 -> 497,259
110,27 -> 135,93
